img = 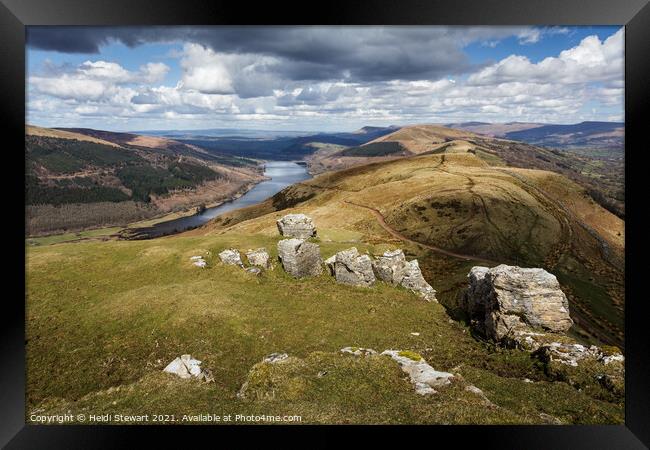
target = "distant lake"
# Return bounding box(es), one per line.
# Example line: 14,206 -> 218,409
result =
126,161 -> 311,239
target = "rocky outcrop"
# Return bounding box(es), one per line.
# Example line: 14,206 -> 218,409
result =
163,354 -> 214,382
399,260 -> 437,302
461,264 -> 624,400
331,247 -> 376,287
218,248 -> 244,267
381,350 -> 454,395
372,249 -> 407,284
534,342 -> 625,398
462,264 -> 573,341
277,238 -> 323,278
372,249 -> 437,301
246,248 -> 271,269
276,214 -> 316,239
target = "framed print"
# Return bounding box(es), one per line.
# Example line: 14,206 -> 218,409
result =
1,0 -> 649,447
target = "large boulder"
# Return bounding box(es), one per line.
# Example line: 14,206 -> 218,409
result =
372,249 -> 407,284
463,264 -> 573,341
372,250 -> 436,301
277,238 -> 323,277
246,248 -> 271,269
218,248 -> 243,266
331,247 -> 376,287
276,214 -> 316,239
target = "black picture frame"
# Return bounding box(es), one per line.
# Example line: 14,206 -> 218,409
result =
2,0 -> 648,447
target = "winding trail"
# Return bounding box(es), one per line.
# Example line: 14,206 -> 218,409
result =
344,200 -> 498,265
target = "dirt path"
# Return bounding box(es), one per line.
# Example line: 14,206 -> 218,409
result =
344,200 -> 498,265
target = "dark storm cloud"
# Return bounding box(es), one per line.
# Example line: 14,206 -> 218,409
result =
27,26 -> 519,83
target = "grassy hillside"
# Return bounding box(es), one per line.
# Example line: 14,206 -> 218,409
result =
25,127 -> 624,425
205,152 -> 624,348
309,124 -> 624,218
26,126 -> 264,235
26,231 -> 622,424
339,141 -> 409,157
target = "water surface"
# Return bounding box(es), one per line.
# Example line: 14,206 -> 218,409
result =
127,161 -> 311,238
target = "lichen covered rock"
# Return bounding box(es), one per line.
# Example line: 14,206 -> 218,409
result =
331,247 -> 376,287
218,248 -> 244,266
372,249 -> 436,301
463,264 -> 573,341
246,248 -> 271,269
276,213 -> 316,239
399,260 -> 437,302
372,249 -> 407,284
277,238 -> 323,278
381,350 -> 454,395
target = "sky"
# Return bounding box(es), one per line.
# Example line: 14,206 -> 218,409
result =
26,26 -> 624,132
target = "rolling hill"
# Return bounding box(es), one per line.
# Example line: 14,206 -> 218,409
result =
205,151 -> 624,348
445,121 -> 624,150
307,124 -> 624,218
168,126 -> 399,161
25,132 -> 625,425
26,126 -> 264,235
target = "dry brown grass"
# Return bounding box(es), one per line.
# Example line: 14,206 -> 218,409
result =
26,125 -> 121,147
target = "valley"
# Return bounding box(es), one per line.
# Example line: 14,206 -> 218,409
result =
25,121 -> 626,424
26,126 -> 265,235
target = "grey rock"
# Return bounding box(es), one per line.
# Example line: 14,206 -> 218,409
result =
332,247 -> 376,287
340,346 -> 377,356
163,354 -> 212,381
324,255 -> 336,275
263,352 -> 289,364
399,260 -> 437,302
218,248 -> 243,266
277,238 -> 323,278
372,249 -> 407,284
276,213 -> 316,239
463,264 -> 573,341
382,350 -> 454,395
246,248 -> 271,269
245,267 -> 262,276
372,250 -> 436,301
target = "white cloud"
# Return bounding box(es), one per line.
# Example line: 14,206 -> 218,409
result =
468,28 -> 623,86
26,27 -> 624,130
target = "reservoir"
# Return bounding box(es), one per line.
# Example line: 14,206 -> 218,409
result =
125,161 -> 311,239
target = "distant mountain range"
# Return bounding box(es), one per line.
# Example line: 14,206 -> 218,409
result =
445,121 -> 624,149
167,126 -> 400,160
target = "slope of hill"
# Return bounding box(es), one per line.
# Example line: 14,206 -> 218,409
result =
26,230 -> 623,424
25,149 -> 624,424
503,121 -> 624,149
26,126 -> 264,235
446,121 -> 624,150
205,152 -> 624,348
307,124 -> 624,218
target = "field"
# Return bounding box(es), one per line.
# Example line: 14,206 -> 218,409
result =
26,232 -> 622,424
